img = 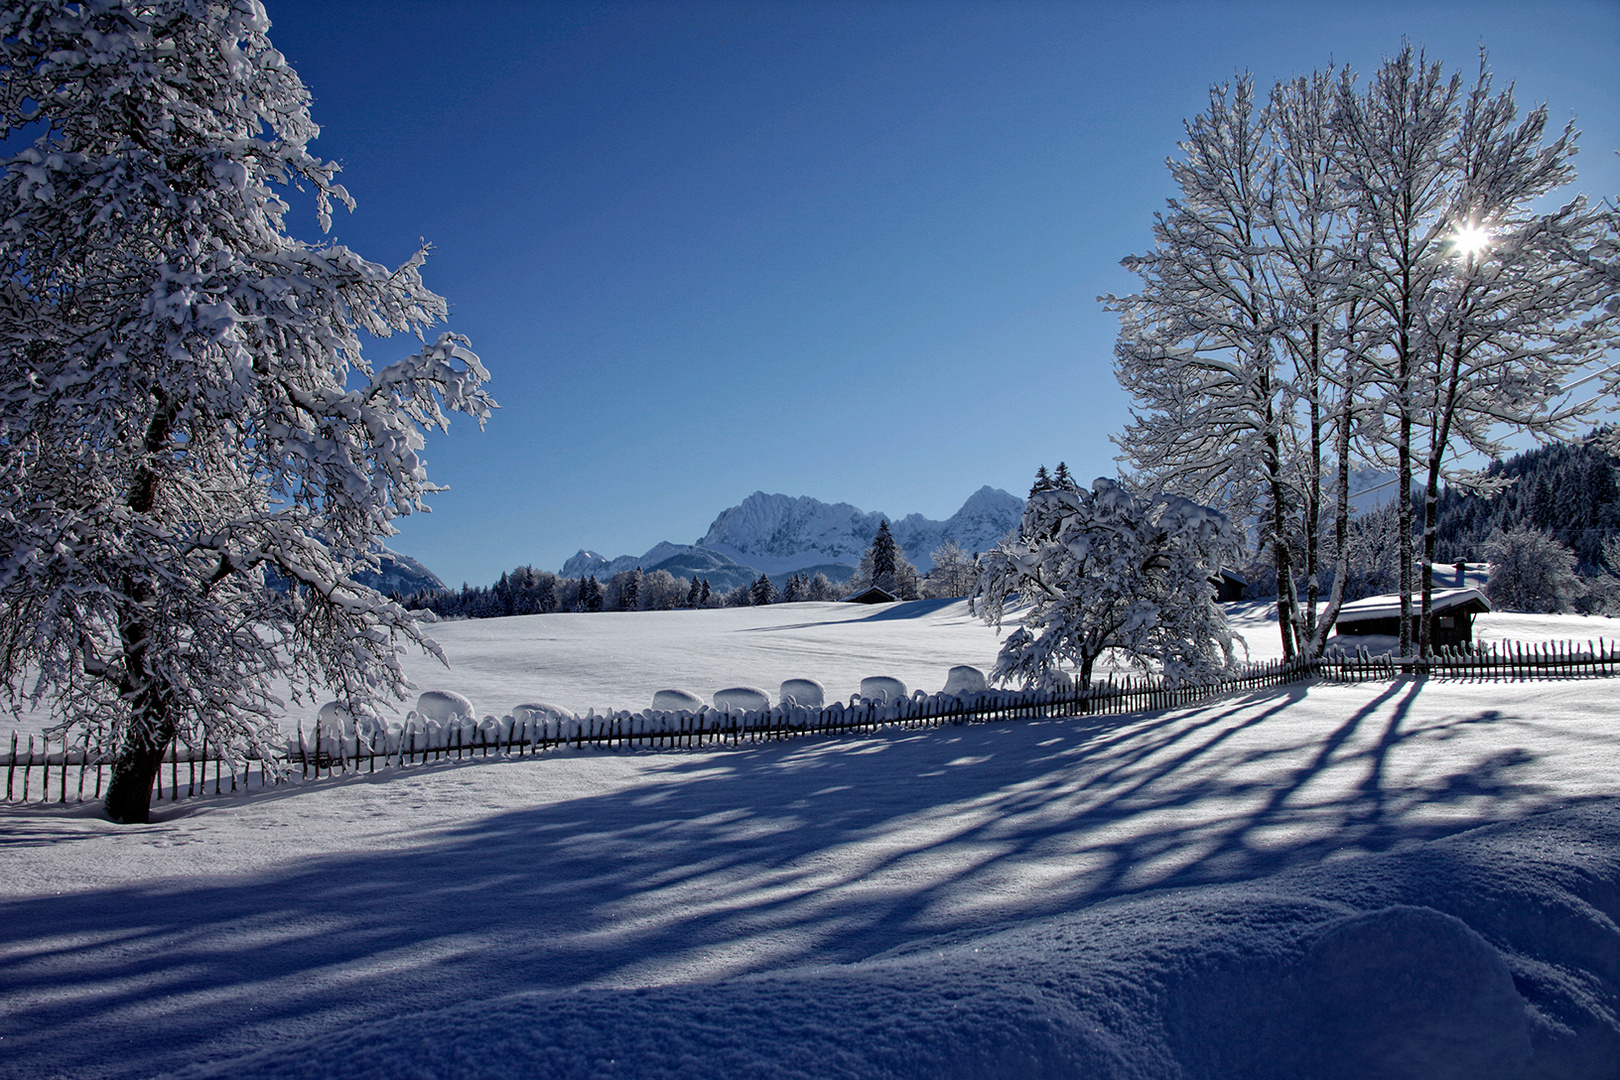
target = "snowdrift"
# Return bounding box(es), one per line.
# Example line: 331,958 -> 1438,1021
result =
176,800 -> 1619,1080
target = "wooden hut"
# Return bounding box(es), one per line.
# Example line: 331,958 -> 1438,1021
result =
1330,587 -> 1491,650
843,585 -> 899,605
1213,569 -> 1247,602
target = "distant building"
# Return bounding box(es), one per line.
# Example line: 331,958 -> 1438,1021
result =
1331,587 -> 1492,651
1213,569 -> 1247,602
843,585 -> 899,605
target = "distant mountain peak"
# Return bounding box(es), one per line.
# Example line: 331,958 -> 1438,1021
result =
561,487 -> 1023,581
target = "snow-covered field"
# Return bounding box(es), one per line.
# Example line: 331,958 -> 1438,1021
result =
6,598 -> 1618,736
3,603 -> 1618,1078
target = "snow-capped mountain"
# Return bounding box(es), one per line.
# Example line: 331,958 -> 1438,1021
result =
351,548 -> 446,596
562,487 -> 1024,582
563,543 -> 760,592
700,487 -> 1021,573
562,541 -> 693,581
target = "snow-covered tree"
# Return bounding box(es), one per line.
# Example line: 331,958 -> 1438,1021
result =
613,568 -> 642,611
1483,527 -> 1583,613
844,519 -> 919,599
925,540 -> 979,598
1267,65 -> 1374,656
807,572 -> 838,601
685,576 -> 703,608
1113,47 -> 1613,658
1329,47 -> 1464,655
1337,49 -> 1613,653
870,521 -> 899,585
780,572 -> 808,603
1108,75 -> 1304,657
578,576 -> 604,612
0,0 -> 493,823
638,569 -> 683,611
973,479 -> 1241,690
750,573 -> 776,606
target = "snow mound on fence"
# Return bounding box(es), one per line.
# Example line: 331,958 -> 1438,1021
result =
779,678 -> 825,708
411,690 -> 475,724
181,799 -> 1620,1080
859,675 -> 907,703
943,665 -> 986,696
713,686 -> 771,711
652,689 -> 704,711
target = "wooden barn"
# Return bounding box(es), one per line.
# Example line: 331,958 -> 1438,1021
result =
1331,587 -> 1491,651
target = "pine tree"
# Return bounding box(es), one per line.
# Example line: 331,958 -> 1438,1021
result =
580,576 -> 604,612
1052,462 -> 1078,491
870,521 -> 899,589
781,573 -> 807,603
751,574 -> 776,605
686,576 -> 702,608
617,568 -> 642,611
699,578 -> 711,605
1029,466 -> 1055,498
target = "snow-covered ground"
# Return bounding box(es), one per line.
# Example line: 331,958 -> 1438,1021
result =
6,598 -> 1618,736
2,603 -> 1618,1078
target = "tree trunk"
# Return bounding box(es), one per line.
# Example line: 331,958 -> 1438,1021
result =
1265,396 -> 1299,660
1419,338 -> 1467,657
1307,345 -> 1358,658
103,723 -> 174,824
103,395 -> 182,824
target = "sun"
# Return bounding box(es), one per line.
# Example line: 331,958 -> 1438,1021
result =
1451,223 -> 1491,258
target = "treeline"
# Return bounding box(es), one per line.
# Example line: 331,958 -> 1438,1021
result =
399,529 -> 992,620
1278,432 -> 1620,613
400,566 -> 848,618
1433,433 -> 1620,573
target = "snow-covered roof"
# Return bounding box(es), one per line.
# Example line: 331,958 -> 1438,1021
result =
1333,586 -> 1491,623
842,585 -> 899,604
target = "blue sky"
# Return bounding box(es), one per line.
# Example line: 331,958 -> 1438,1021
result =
262,0 -> 1620,588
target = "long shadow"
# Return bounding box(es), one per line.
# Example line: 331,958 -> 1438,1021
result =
0,678 -> 1601,1080
733,598 -> 969,633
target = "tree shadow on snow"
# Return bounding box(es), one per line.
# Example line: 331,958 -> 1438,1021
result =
0,677 -> 1605,1079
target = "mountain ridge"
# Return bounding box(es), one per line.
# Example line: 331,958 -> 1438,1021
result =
564,486 -> 1022,583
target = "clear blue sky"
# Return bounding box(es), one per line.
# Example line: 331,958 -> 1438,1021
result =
262,0 -> 1620,588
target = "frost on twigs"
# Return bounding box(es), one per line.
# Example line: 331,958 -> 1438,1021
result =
0,1 -> 493,822
973,479 -> 1242,691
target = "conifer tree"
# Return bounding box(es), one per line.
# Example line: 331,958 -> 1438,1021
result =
617,568 -> 642,611
870,521 -> 899,588
751,574 -> 776,605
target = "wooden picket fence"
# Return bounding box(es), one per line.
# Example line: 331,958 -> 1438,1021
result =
1318,637 -> 1620,682
5,638 -> 1617,808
